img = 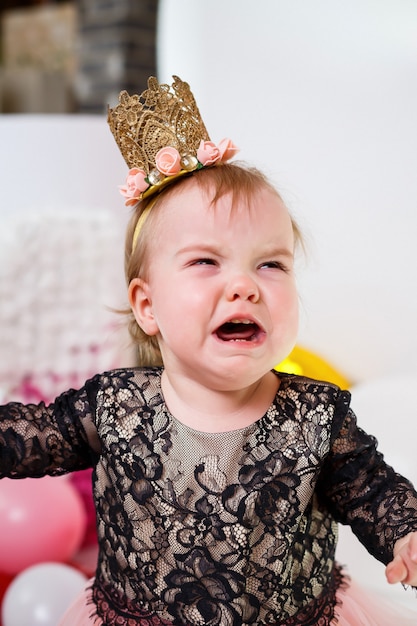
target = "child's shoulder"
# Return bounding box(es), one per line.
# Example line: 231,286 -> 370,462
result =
83,366 -> 163,392
274,372 -> 352,432
275,370 -> 351,406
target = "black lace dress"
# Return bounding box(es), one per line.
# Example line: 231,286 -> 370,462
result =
1,368 -> 417,625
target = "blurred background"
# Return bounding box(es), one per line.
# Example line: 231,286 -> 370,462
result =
1,0 -> 417,621
0,0 -> 158,113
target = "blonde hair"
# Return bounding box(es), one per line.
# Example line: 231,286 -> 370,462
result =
123,162 -> 302,366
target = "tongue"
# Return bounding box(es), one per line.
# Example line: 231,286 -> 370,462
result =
217,322 -> 257,341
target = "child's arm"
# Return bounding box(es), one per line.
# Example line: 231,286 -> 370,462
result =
0,378 -> 100,478
386,531 -> 417,586
317,405 -> 417,571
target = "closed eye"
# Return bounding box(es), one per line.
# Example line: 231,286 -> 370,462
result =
258,260 -> 290,272
190,258 -> 217,266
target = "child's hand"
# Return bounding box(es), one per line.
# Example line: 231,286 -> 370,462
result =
386,532 -> 417,586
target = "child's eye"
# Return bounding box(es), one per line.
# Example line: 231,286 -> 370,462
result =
191,258 -> 217,266
258,260 -> 289,272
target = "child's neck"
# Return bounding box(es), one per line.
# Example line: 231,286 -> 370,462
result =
160,370 -> 279,433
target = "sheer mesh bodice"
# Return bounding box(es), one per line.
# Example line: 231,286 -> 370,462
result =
1,368 -> 417,625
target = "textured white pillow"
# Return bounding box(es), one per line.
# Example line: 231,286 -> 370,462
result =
0,209 -> 129,402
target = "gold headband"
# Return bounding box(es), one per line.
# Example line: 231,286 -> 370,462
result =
131,197 -> 157,252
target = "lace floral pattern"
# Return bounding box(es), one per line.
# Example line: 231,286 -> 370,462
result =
1,368 -> 417,625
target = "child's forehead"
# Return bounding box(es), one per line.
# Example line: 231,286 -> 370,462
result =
148,180 -> 293,250
157,177 -> 285,218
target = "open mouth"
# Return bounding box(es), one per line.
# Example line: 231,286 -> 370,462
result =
215,319 -> 262,342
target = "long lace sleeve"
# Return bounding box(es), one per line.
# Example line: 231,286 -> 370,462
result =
0,376 -> 101,478
317,406 -> 417,565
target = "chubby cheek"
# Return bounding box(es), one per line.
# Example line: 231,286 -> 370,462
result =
274,288 -> 299,339
153,288 -> 207,338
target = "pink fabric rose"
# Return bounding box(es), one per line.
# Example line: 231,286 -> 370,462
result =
217,138 -> 239,162
155,147 -> 182,176
197,140 -> 221,166
119,168 -> 149,206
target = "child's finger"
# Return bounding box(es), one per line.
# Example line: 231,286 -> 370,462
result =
387,533 -> 417,585
386,555 -> 408,584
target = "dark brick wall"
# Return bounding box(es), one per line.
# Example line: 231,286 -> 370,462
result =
75,0 -> 158,113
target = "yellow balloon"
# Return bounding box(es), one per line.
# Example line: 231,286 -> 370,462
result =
275,345 -> 350,389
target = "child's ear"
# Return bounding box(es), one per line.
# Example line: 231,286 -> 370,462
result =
128,278 -> 159,336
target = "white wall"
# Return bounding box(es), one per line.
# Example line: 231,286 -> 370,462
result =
158,0 -> 417,384
0,115 -> 126,215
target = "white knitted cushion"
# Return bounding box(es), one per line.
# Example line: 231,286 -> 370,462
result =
0,209 -> 129,402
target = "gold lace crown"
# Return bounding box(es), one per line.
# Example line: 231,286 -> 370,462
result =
108,75 -> 238,204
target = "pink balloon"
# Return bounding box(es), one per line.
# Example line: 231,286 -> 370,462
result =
0,476 -> 87,575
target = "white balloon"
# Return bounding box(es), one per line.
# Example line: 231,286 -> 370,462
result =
2,562 -> 87,626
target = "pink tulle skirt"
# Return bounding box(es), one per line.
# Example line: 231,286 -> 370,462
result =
59,577 -> 417,625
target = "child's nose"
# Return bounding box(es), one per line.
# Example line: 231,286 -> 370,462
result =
225,272 -> 260,302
